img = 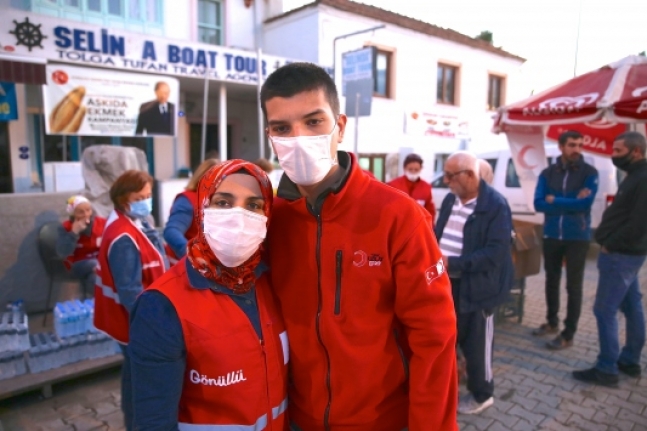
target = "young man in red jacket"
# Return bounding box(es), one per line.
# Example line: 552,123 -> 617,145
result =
261,62 -> 458,431
387,153 -> 436,222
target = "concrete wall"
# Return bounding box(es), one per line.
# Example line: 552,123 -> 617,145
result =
0,192 -> 73,312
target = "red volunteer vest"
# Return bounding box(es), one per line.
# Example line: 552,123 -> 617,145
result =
62,216 -> 107,270
387,175 -> 436,220
165,191 -> 199,266
152,260 -> 288,430
94,211 -> 166,344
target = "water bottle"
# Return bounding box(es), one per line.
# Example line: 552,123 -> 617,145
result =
84,299 -> 97,333
16,311 -> 29,352
0,312 -> 8,352
27,334 -> 42,373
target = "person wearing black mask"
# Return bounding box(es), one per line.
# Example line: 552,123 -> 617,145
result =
573,131 -> 647,387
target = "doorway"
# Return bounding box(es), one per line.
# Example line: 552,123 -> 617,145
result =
0,122 -> 12,193
189,123 -> 232,171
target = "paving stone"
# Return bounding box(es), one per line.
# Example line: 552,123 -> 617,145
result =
65,413 -> 106,431
92,401 -> 120,417
97,410 -> 124,430
507,404 -> 545,427
56,404 -> 94,420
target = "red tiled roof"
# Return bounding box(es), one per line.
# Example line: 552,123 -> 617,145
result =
265,0 -> 525,62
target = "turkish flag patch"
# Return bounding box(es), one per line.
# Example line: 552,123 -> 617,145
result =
425,259 -> 445,285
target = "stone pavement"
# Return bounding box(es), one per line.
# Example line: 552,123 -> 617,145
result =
1,247 -> 646,430
459,246 -> 647,431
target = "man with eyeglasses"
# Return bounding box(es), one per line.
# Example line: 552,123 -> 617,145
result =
434,151 -> 514,415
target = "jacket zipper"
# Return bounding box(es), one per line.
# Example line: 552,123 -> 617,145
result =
314,212 -> 333,431
559,170 -> 569,240
334,251 -> 342,316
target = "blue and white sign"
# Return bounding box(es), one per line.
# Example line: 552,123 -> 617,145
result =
0,82 -> 18,121
342,47 -> 375,116
0,11 -> 332,86
341,47 -> 375,96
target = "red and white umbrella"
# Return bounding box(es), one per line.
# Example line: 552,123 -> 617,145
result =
494,55 -> 647,127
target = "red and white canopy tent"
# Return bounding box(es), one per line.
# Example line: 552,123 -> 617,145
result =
492,55 -> 647,208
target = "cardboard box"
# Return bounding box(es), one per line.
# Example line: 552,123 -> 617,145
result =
512,220 -> 543,279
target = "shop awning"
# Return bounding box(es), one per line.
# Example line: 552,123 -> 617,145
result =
0,56 -> 47,85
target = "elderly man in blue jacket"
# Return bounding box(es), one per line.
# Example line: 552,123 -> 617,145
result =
435,151 -> 514,415
532,130 -> 598,350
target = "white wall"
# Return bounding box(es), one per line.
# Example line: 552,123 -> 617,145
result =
164,1 -> 193,41
264,4 -> 526,159
263,8 -> 320,62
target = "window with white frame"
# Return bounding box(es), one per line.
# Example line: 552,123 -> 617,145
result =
32,0 -> 163,31
198,0 -> 223,46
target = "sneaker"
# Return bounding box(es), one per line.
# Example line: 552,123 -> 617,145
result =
532,323 -> 558,336
546,335 -> 573,350
572,367 -> 619,388
617,361 -> 642,377
458,393 -> 494,414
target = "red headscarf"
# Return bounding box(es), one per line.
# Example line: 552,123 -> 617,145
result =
187,159 -> 273,293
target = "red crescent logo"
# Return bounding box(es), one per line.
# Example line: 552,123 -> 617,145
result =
353,251 -> 367,267
517,145 -> 538,170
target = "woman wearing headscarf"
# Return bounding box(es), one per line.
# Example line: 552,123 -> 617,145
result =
56,195 -> 106,298
129,160 -> 288,430
163,158 -> 220,265
93,170 -> 168,431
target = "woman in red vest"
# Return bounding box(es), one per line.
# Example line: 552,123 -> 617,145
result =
94,170 -> 168,431
56,195 -> 106,298
129,160 -> 288,430
163,158 -> 220,266
387,153 -> 436,222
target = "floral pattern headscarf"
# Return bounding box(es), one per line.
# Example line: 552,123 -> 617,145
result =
187,159 -> 273,293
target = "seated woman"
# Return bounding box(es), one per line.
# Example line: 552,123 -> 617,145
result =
56,195 -> 106,298
163,158 -> 219,265
129,160 -> 288,430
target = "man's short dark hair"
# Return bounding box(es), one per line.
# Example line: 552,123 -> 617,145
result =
260,63 -> 340,118
558,130 -> 583,145
615,131 -> 647,156
155,81 -> 169,91
404,153 -> 423,167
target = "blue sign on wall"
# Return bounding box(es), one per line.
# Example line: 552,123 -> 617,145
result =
0,82 -> 18,121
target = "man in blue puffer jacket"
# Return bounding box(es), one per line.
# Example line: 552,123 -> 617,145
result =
532,130 -> 598,350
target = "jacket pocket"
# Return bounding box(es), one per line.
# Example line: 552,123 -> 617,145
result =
334,250 -> 342,315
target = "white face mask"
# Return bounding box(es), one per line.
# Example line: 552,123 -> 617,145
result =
270,125 -> 338,186
203,207 -> 268,268
405,172 -> 420,182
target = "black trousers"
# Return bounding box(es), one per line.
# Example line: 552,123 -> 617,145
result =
451,279 -> 494,403
542,238 -> 589,341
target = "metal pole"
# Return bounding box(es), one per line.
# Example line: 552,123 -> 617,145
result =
257,48 -> 265,159
200,68 -> 209,162
332,24 -> 385,86
353,92 -> 360,156
573,0 -> 582,77
219,84 -> 227,161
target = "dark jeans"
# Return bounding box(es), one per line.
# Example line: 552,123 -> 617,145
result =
119,344 -> 133,431
543,238 -> 589,341
593,252 -> 646,374
70,259 -> 97,299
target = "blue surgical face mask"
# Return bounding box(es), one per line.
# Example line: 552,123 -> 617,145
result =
129,198 -> 152,219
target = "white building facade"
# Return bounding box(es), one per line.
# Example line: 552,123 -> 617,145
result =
263,0 -> 526,181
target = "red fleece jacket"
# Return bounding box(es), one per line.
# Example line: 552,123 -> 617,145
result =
268,153 -> 457,431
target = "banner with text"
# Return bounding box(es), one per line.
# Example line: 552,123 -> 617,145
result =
43,65 -> 179,136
